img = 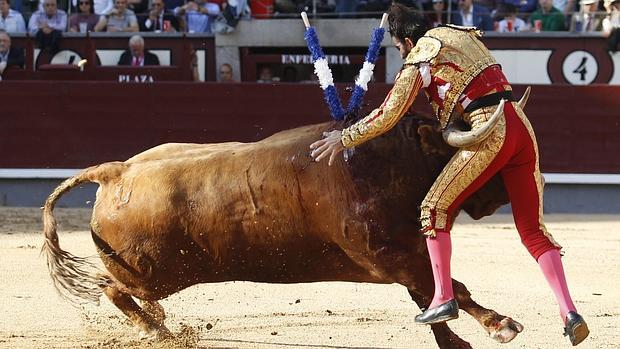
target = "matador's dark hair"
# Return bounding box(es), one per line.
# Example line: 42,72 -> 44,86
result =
387,2 -> 430,45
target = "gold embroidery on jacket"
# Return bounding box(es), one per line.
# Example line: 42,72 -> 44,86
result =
420,105 -> 507,236
341,66 -> 422,148
422,27 -> 498,129
405,36 -> 442,65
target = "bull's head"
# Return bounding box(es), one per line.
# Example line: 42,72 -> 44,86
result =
344,115 -> 509,232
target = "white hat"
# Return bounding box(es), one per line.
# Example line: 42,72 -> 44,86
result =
581,0 -> 599,4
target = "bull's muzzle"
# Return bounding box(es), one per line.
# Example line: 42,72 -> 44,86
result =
442,86 -> 531,148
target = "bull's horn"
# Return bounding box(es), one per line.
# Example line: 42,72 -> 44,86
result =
442,99 -> 506,148
517,86 -> 531,109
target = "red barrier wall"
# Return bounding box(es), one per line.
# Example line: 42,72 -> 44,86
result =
1,81 -> 618,173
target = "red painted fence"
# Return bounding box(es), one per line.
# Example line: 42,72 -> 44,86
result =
0,81 -> 618,173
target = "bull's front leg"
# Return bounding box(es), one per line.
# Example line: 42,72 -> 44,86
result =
452,279 -> 524,343
338,241 -> 472,349
371,246 -> 523,346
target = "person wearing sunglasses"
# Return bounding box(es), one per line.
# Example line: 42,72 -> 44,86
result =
69,0 -> 99,32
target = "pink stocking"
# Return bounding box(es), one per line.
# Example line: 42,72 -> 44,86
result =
426,231 -> 454,308
537,248 -> 577,322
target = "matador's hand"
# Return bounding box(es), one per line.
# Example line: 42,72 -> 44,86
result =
309,130 -> 344,166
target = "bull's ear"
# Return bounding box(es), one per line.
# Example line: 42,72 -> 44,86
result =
417,124 -> 452,156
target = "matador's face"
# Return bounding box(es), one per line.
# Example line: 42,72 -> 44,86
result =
392,36 -> 414,60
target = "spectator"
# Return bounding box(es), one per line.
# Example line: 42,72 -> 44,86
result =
603,0 -> 620,49
0,0 -> 25,33
570,0 -> 602,31
212,0 -> 250,34
28,0 -> 67,53
458,0 -> 494,30
69,0 -> 99,32
94,0 -> 138,32
257,65 -> 273,82
428,0 -> 463,26
174,0 -> 220,33
219,62 -> 235,82
496,3 -> 529,31
0,30 -> 23,78
530,0 -> 567,30
139,0 -> 179,31
118,34 -> 160,66
93,0 -> 113,15
603,0 -> 620,32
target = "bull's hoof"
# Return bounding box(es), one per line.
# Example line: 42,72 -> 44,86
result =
138,326 -> 173,341
138,329 -> 158,341
489,317 -> 524,343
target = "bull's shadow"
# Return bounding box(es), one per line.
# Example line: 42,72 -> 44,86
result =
41,115 -> 521,349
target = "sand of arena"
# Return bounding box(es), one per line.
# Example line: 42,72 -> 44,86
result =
0,207 -> 618,349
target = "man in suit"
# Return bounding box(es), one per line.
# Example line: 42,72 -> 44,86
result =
458,0 -> 494,30
118,34 -> 160,66
0,29 -> 24,77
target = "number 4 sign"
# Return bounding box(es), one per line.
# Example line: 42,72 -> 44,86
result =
562,50 -> 598,85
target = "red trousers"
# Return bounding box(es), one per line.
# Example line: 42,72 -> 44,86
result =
420,101 -> 561,260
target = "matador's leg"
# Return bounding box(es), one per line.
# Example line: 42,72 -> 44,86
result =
502,104 -> 588,345
417,105 -> 515,322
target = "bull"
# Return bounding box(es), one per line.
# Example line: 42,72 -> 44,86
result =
42,115 -> 524,348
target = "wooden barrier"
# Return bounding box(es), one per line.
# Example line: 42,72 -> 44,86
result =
2,33 -> 216,81
0,81 -> 618,173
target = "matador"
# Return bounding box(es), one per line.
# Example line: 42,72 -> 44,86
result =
310,3 -> 589,346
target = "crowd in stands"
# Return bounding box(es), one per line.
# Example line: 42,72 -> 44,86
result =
0,0 -> 249,36
1,0 -> 620,35
2,0 -> 620,80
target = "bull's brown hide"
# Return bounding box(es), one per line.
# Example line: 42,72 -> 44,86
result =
42,117 -> 514,348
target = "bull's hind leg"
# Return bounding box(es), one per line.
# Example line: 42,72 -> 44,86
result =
103,285 -> 172,340
451,279 -> 524,343
141,300 -> 166,328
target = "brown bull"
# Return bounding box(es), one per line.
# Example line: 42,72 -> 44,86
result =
42,117 -> 523,348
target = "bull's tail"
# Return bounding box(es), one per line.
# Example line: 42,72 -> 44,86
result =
42,162 -> 126,305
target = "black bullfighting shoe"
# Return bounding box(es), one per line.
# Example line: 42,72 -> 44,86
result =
564,311 -> 589,346
414,299 -> 459,325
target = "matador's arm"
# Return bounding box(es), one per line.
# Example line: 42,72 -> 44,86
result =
341,64 -> 424,148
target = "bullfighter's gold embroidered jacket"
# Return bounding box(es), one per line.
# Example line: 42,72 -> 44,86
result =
341,25 -> 498,148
